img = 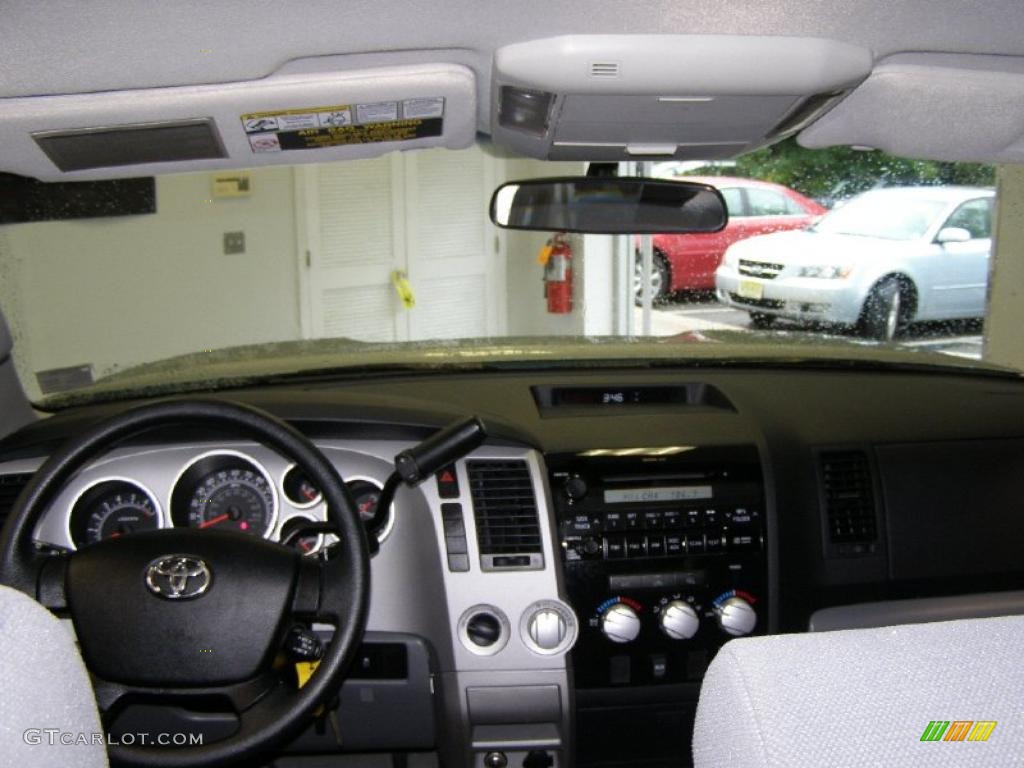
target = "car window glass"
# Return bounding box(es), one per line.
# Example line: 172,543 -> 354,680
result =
782,195 -> 806,215
944,198 -> 993,239
719,187 -> 744,217
746,187 -> 793,216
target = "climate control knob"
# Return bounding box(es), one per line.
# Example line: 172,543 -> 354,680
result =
659,600 -> 700,640
601,603 -> 641,643
716,596 -> 757,637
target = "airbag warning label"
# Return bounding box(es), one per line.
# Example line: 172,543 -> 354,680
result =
241,98 -> 444,153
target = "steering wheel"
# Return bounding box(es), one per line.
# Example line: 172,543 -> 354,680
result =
0,399 -> 371,767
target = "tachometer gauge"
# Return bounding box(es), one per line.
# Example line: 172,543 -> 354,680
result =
171,454 -> 276,538
70,480 -> 160,548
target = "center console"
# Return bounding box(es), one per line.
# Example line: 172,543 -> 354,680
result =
548,445 -> 767,689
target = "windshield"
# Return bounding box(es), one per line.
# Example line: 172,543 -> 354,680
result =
0,139 -> 1007,406
811,192 -> 949,240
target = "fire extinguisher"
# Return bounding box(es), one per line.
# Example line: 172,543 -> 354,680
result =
539,233 -> 573,314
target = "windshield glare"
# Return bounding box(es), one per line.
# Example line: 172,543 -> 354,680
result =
812,193 -> 948,240
0,139 -> 1004,405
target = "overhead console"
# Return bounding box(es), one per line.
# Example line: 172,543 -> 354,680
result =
548,445 -> 767,689
490,34 -> 872,161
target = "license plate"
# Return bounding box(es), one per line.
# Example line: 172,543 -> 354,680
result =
738,280 -> 764,300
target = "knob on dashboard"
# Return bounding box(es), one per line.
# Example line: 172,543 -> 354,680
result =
659,600 -> 700,640
521,600 -> 578,655
528,609 -> 568,650
601,603 -> 641,643
716,596 -> 757,637
564,475 -> 588,501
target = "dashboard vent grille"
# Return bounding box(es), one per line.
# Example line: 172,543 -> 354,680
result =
0,473 -> 33,530
820,451 -> 878,549
467,459 -> 543,570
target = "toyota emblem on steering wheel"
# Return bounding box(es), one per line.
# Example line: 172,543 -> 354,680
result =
145,555 -> 212,600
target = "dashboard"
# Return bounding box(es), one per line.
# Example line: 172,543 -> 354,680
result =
2,365 -> 1024,768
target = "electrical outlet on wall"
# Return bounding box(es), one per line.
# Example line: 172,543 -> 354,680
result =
223,231 -> 245,254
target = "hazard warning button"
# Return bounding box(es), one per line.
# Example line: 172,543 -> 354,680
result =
436,464 -> 460,499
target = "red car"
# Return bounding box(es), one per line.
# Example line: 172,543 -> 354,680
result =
635,177 -> 826,301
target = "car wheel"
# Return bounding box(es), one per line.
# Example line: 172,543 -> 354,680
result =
861,279 -> 908,341
634,252 -> 671,306
749,312 -> 776,329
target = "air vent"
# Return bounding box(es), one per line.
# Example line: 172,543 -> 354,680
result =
0,473 -> 32,530
819,451 -> 878,556
589,62 -> 621,78
467,460 -> 544,571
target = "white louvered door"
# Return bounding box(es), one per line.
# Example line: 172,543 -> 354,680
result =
404,148 -> 501,341
298,154 -> 407,342
298,147 -> 503,343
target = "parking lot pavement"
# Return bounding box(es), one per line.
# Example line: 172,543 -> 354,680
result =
640,294 -> 984,359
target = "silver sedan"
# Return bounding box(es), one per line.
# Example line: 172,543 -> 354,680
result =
715,186 -> 994,339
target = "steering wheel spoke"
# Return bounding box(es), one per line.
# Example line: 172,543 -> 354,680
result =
33,550 -> 69,613
93,667 -> 287,721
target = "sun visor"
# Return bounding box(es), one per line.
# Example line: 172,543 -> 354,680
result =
0,63 -> 476,180
490,35 -> 871,161
799,53 -> 1024,163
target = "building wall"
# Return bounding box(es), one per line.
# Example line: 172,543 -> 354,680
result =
985,164 -> 1024,369
3,166 -> 300,397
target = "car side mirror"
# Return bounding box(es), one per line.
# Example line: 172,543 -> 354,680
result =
936,226 -> 972,245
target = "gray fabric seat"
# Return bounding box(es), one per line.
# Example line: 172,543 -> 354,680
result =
0,584 -> 107,768
692,615 -> 1024,767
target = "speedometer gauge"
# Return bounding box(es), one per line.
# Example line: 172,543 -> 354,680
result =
70,480 -> 160,548
188,468 -> 274,535
171,454 -> 277,538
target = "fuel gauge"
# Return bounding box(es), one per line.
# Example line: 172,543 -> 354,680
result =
282,466 -> 323,507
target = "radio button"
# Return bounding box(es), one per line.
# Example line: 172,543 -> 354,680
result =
684,509 -> 702,528
726,508 -> 760,526
646,536 -> 666,557
703,508 -> 720,526
642,511 -> 663,529
625,511 -> 642,530
705,530 -> 726,552
625,536 -> 647,558
604,512 -> 625,531
665,535 -> 684,556
569,514 -> 598,534
687,533 -> 706,554
605,536 -> 626,558
728,533 -> 760,552
662,510 -> 681,529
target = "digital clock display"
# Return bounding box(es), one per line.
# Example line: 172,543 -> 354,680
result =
549,386 -> 687,407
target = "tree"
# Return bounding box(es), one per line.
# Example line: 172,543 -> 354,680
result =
690,137 -> 995,204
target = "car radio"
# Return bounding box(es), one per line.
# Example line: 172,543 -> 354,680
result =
549,445 -> 767,688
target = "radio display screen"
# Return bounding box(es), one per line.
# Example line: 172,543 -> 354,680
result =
603,485 -> 713,504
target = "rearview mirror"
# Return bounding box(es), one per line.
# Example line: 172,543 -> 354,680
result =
936,226 -> 972,244
489,177 -> 728,234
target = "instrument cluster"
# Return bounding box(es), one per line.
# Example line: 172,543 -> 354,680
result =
65,449 -> 391,555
